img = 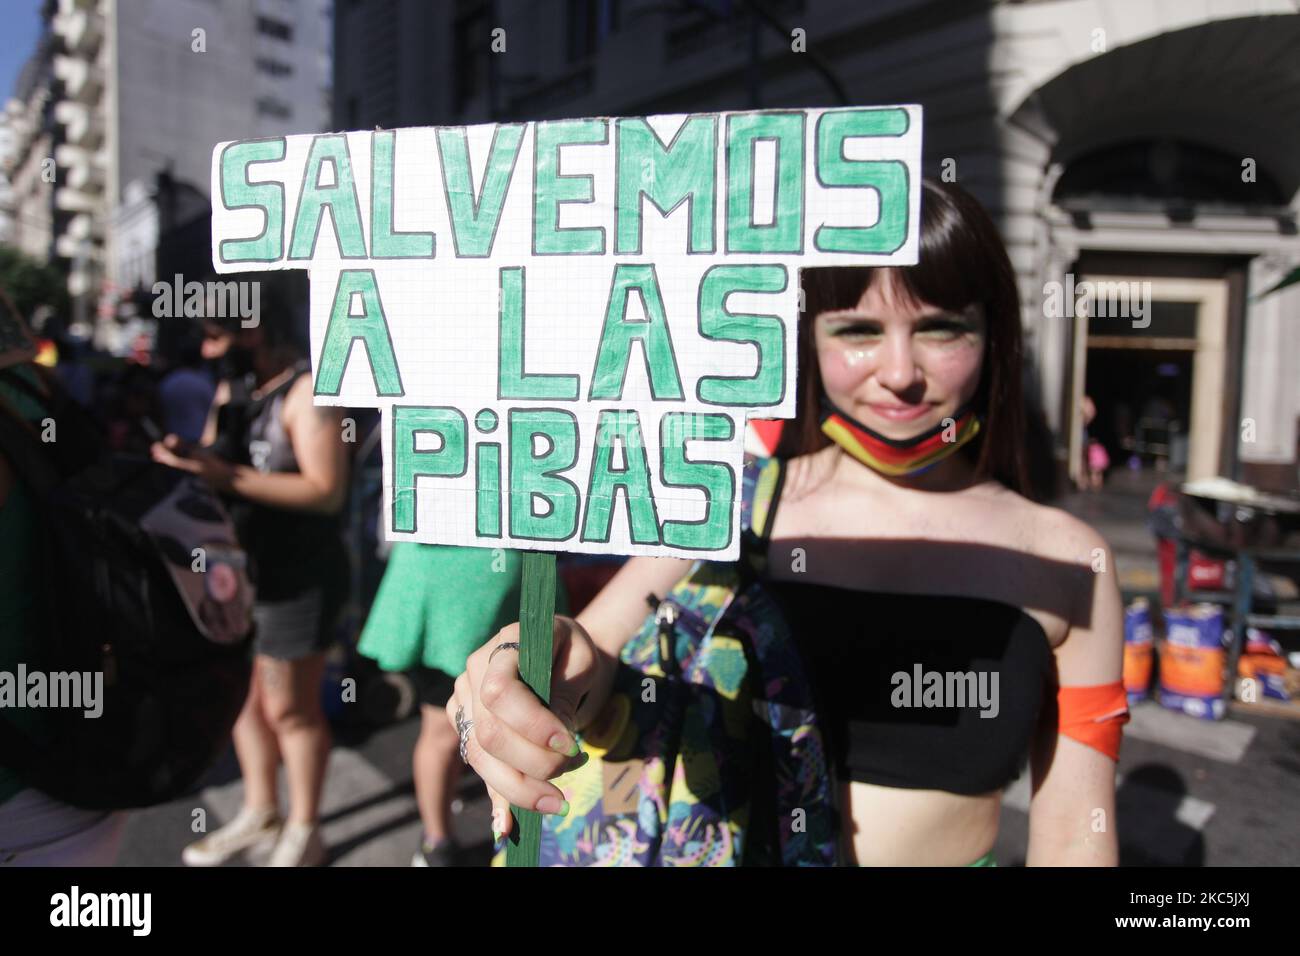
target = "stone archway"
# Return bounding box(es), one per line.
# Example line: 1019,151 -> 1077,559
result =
991,3 -> 1300,484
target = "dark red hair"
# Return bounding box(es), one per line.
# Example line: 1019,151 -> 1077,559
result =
774,179 -> 1030,496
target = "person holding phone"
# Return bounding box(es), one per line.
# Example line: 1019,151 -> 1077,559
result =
153,278 -> 350,867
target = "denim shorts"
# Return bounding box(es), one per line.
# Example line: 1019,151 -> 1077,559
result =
253,587 -> 341,661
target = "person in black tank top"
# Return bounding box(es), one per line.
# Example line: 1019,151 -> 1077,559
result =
222,360 -> 350,605
151,273 -> 349,867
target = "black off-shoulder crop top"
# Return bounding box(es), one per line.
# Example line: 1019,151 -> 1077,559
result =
762,580 -> 1054,795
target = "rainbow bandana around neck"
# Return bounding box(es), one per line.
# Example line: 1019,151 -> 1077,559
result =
818,394 -> 981,477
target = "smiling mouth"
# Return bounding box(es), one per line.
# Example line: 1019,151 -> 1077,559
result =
863,402 -> 932,423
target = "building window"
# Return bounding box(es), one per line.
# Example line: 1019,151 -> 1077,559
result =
567,0 -> 620,62
255,57 -> 294,77
256,16 -> 293,41
256,97 -> 293,120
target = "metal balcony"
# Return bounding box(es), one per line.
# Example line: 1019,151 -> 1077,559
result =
53,54 -> 104,104
52,7 -> 104,56
54,181 -> 102,214
54,99 -> 104,148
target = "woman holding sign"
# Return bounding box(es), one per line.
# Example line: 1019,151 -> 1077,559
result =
450,180 -> 1127,866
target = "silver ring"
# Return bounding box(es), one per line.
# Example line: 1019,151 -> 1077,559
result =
454,705 -> 474,764
489,641 -> 521,664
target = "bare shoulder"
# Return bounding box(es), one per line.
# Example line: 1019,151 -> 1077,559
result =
285,371 -> 338,425
286,370 -> 314,405
1039,502 -> 1111,562
987,488 -> 1111,563
1009,495 -> 1123,657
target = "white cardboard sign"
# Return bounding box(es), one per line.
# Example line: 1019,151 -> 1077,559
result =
211,106 -> 922,560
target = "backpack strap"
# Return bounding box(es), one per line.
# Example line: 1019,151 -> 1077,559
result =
0,376 -> 60,505
0,363 -> 50,406
239,359 -> 311,437
739,454 -> 786,581
650,454 -> 785,639
249,359 -> 310,407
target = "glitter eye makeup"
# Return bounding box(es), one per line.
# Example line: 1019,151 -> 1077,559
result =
819,307 -> 983,347
821,318 -> 883,342
916,318 -> 971,337
841,348 -> 871,368
915,305 -> 985,342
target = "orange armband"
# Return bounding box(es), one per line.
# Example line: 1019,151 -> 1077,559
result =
1057,682 -> 1130,761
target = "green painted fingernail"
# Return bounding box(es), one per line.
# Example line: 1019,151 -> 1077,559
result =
492,825 -> 501,843
548,732 -> 578,756
536,795 -> 571,816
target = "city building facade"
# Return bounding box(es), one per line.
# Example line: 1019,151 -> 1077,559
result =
0,2 -> 63,267
1,0 -> 332,347
332,0 -> 1300,491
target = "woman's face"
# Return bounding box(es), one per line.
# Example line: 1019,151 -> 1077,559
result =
814,270 -> 987,440
200,323 -> 232,361
200,323 -> 262,362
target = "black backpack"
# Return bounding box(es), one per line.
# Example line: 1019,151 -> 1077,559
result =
0,366 -> 254,810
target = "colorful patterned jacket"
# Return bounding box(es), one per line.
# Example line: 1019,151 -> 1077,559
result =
521,454 -> 838,866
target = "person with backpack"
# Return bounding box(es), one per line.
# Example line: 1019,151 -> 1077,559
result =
153,277 -> 349,867
0,361 -> 128,866
449,181 -> 1129,866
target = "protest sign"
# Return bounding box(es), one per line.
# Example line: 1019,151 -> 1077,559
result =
211,107 -> 923,562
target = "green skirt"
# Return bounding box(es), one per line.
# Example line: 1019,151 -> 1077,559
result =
358,543 -> 566,677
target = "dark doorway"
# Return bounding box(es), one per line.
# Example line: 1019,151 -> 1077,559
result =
1085,345 -> 1193,478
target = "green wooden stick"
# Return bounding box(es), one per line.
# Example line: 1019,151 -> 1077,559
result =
506,549 -> 556,867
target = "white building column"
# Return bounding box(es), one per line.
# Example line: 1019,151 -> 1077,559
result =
1240,253 -> 1300,468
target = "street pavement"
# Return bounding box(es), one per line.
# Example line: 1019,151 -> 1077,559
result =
117,717 -> 496,867
116,470 -> 1300,867
115,694 -> 1300,867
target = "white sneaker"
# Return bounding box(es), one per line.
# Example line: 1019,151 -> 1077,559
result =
182,806 -> 282,867
267,822 -> 327,867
